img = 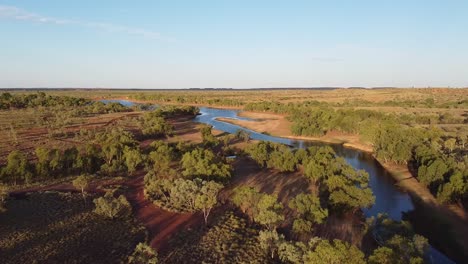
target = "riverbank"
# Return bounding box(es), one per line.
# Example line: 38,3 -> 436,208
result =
215,112 -> 435,204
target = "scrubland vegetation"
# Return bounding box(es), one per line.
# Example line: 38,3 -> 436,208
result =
0,89 -> 466,263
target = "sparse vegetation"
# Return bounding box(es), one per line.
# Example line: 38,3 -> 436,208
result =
0,89 -> 465,263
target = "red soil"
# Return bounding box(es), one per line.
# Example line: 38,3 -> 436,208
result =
10,174 -> 203,253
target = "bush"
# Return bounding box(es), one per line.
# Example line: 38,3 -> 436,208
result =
128,242 -> 158,264
93,191 -> 132,219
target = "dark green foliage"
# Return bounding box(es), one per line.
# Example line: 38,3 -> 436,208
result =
128,243 -> 158,264
180,148 -> 231,181
303,146 -> 335,185
235,129 -> 251,142
412,144 -> 468,203
289,193 -> 328,234
302,146 -> 375,212
93,191 -> 132,219
147,140 -> 175,176
231,187 -> 284,229
368,214 -> 429,264
0,92 -> 89,109
245,141 -> 271,167
1,150 -> 32,184
145,176 -> 222,222
325,158 -> 375,211
246,141 -> 298,172
231,186 -> 261,219
200,124 -> 218,145
276,238 -> 366,264
373,124 -> 441,164
139,110 -> 174,137
97,127 -> 140,174
158,105 -> 200,116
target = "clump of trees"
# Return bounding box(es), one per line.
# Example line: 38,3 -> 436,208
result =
93,191 -> 132,219
231,186 -> 284,230
0,150 -> 32,184
0,92 -> 89,109
368,214 -> 429,264
245,141 -> 297,172
138,110 -> 174,138
288,193 -> 328,234
200,125 -> 218,145
245,143 -> 375,213
144,176 -> 223,224
258,232 -> 366,264
146,140 -> 176,177
412,144 -> 468,204
181,148 -> 231,181
128,243 -> 158,264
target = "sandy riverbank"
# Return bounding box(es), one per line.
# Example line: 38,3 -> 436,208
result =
215,111 -> 437,201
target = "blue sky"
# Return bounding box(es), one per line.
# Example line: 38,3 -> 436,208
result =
0,0 -> 467,88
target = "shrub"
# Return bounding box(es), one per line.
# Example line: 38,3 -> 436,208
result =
93,191 -> 132,219
128,243 -> 158,264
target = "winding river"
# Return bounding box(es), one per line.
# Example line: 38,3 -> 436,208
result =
194,107 -> 454,264
104,101 -> 455,263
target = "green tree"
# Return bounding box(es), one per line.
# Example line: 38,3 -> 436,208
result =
325,159 -> 375,211
368,247 -> 397,264
97,128 -> 138,174
200,124 -> 218,144
195,181 -> 224,225
139,110 -> 174,137
245,141 -> 270,167
93,191 -> 132,219
231,186 -> 261,220
128,242 -> 158,264
302,239 -> 366,264
255,193 -> 285,230
35,147 -> 51,178
147,141 -> 174,176
444,138 -> 456,152
123,147 -> 143,174
417,159 -> 448,187
289,193 -> 328,233
235,129 -> 250,142
181,148 -> 231,181
73,175 -> 90,202
259,230 -> 285,259
267,148 -> 297,172
1,150 -> 32,184
277,241 -> 303,264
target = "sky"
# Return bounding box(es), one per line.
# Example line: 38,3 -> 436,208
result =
0,0 -> 467,89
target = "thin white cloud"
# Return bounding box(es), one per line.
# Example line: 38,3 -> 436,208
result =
0,5 -> 169,40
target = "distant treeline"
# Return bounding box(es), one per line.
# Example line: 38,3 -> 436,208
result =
0,92 -> 89,109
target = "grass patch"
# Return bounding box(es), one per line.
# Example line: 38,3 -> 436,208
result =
164,211 -> 272,264
0,191 -> 146,264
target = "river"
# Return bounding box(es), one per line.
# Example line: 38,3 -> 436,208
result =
103,100 -> 455,263
194,107 -> 454,264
